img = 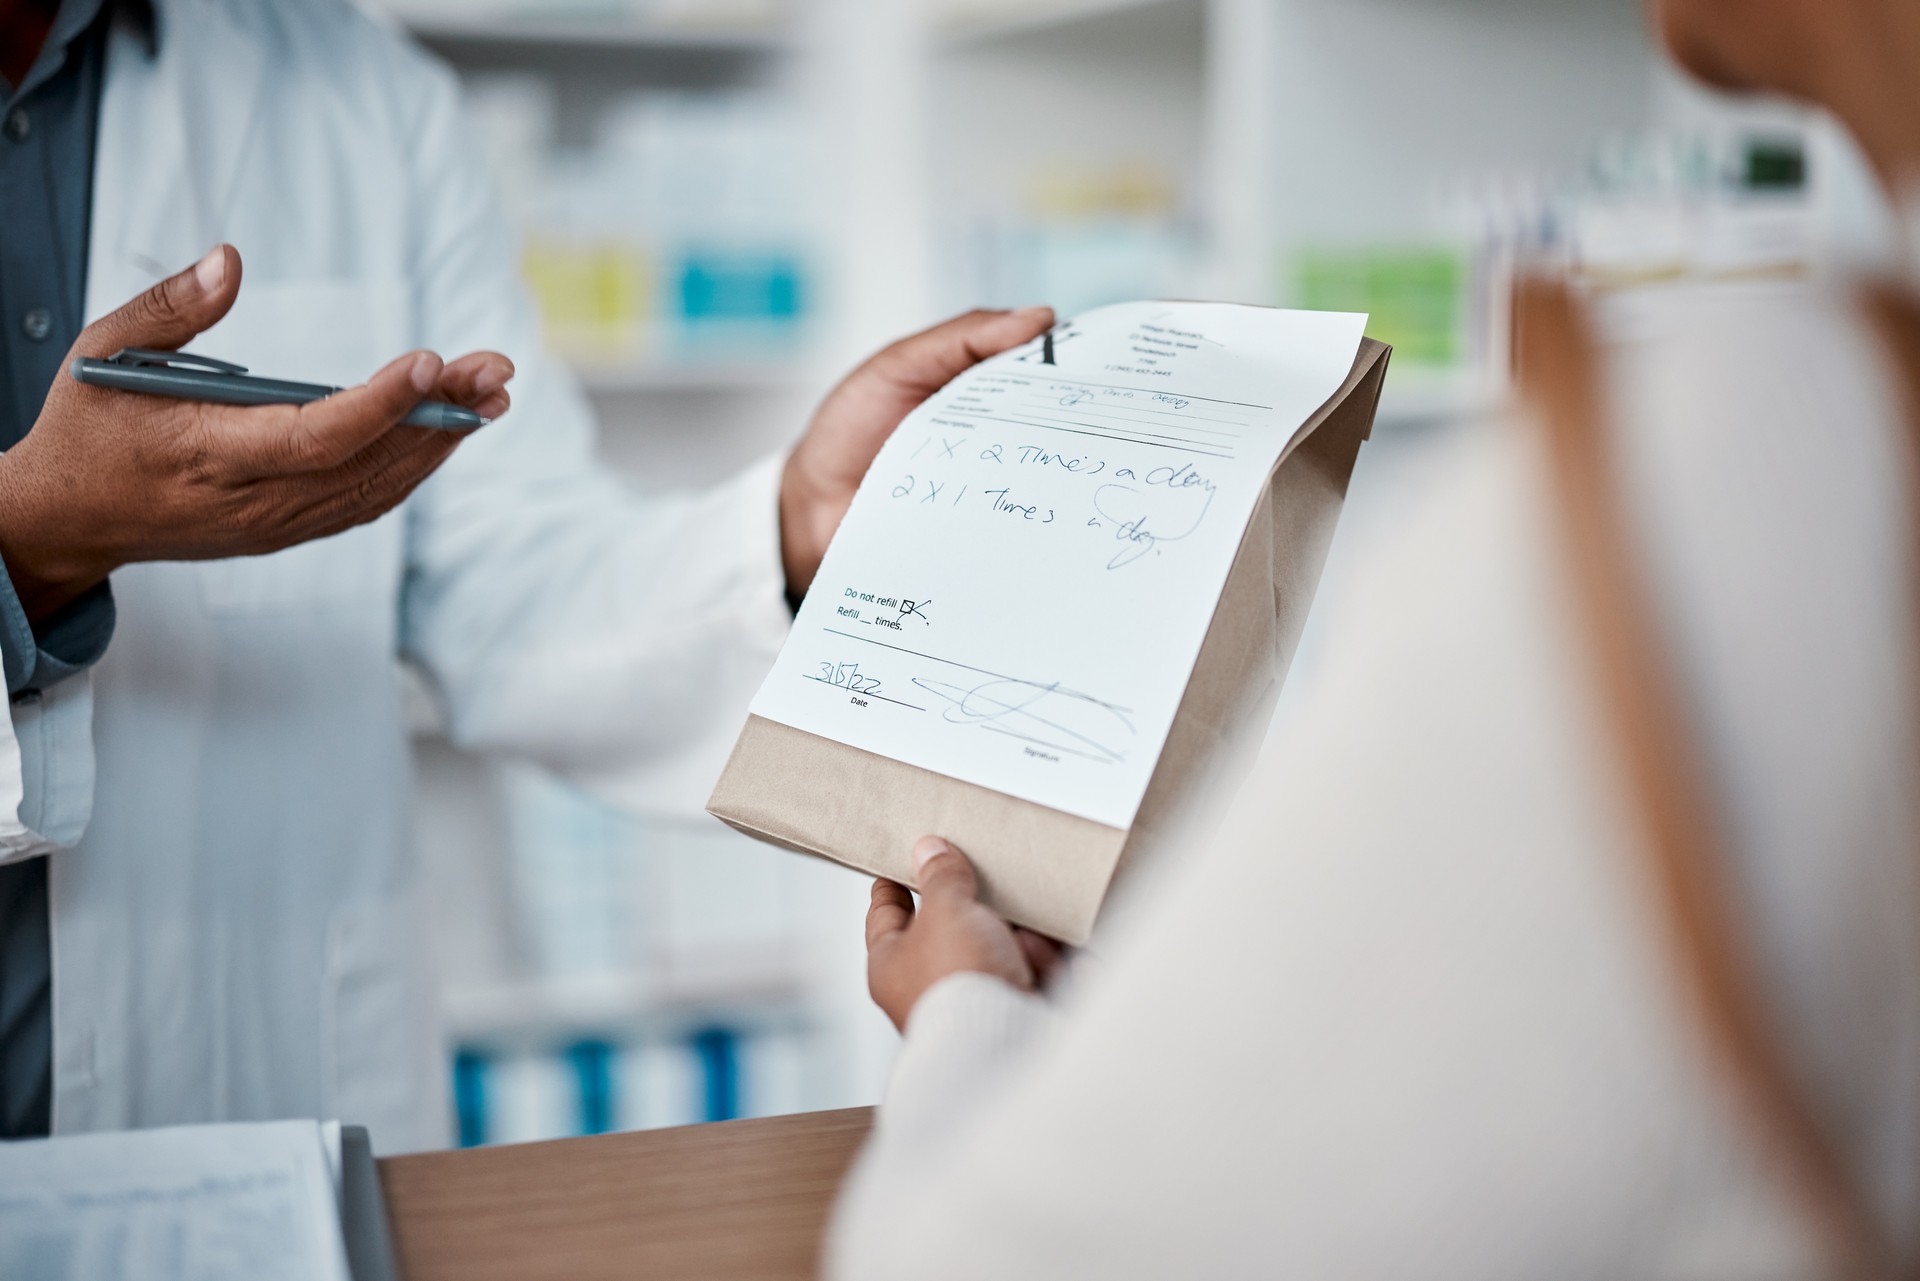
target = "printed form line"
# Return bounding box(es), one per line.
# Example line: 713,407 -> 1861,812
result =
1013,395 -> 1251,430
976,722 -> 1115,764
823,627 -> 1135,715
1015,412 -> 1239,451
804,675 -> 926,712
1016,401 -> 1244,437
935,410 -> 1235,459
974,372 -> 1276,413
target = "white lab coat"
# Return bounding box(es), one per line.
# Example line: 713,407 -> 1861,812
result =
0,0 -> 792,1151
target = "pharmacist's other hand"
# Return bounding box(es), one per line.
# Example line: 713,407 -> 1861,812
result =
779,306 -> 1055,598
865,837 -> 1062,1033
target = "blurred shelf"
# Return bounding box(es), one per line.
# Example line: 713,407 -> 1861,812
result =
568,358 -> 812,396
444,958 -> 809,1047
1373,366 -> 1505,429
394,9 -> 790,55
938,0 -> 1190,45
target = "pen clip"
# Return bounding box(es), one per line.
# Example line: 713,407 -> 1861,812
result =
108,348 -> 250,376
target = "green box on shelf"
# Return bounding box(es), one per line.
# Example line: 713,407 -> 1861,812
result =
1294,247 -> 1465,367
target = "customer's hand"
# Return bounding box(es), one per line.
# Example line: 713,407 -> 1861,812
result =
0,245 -> 513,625
865,837 -> 1062,1032
780,307 -> 1054,597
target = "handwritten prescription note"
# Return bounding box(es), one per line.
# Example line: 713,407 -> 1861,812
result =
751,302 -> 1367,829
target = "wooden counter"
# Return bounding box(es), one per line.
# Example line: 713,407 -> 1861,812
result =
378,1107 -> 875,1281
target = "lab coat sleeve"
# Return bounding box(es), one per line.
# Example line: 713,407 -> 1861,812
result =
0,675 -> 96,864
394,49 -> 792,815
0,516 -> 113,863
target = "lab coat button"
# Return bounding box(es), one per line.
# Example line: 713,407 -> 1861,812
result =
3,109 -> 27,143
21,309 -> 50,342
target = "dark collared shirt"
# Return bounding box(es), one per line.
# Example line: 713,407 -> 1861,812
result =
0,0 -> 142,1139
0,0 -> 119,696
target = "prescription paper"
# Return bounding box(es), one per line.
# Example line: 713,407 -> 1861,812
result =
0,1120 -> 351,1281
750,303 -> 1367,830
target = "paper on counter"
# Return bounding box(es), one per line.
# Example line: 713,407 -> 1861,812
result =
320,1119 -> 343,1200
0,1120 -> 351,1281
750,302 -> 1367,829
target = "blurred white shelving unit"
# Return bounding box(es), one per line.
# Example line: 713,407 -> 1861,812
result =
568,357 -> 810,395
924,0 -> 1671,420
389,0 -> 822,428
442,963 -> 808,1049
939,0 -> 1182,44
1372,366 -> 1505,430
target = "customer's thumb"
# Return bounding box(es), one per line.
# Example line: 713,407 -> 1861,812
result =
73,245 -> 242,359
913,837 -> 980,905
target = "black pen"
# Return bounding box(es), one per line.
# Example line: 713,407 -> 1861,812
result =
70,348 -> 488,431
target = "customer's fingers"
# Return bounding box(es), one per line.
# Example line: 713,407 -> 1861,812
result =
1015,929 -> 1063,986
912,837 -> 979,906
866,878 -> 915,949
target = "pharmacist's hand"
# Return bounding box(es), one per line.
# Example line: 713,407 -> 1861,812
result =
866,837 -> 1063,1033
0,245 -> 509,626
432,350 -> 516,425
780,307 -> 1055,597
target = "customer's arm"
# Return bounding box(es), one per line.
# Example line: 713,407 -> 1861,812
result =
828,424 -> 1810,1281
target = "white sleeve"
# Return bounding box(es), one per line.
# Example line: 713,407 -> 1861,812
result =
392,51 -> 791,815
0,674 -> 95,863
824,425 -> 1805,1281
864,973 -> 1053,1157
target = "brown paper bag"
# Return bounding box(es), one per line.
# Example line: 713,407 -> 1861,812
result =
708,339 -> 1391,945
